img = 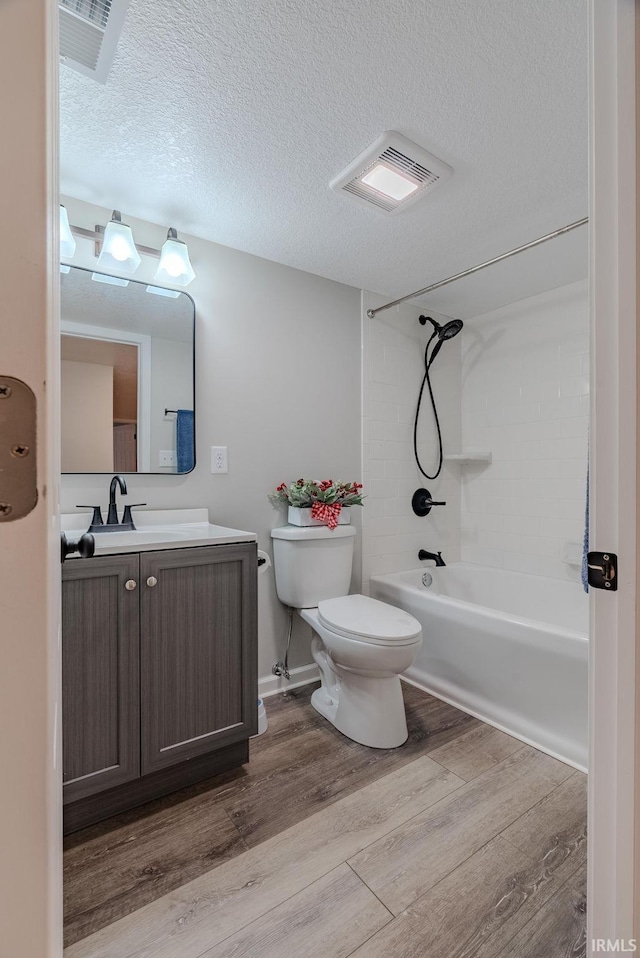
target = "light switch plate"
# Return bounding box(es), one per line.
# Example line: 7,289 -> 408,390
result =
211,446 -> 228,474
159,449 -> 176,467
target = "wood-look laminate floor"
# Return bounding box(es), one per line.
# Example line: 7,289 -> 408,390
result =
64,681 -> 587,958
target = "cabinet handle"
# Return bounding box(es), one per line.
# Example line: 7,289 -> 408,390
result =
124,579 -> 137,591
146,576 -> 158,588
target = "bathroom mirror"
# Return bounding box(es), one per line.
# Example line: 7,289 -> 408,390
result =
60,265 -> 195,474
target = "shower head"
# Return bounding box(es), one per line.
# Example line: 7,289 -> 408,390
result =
440,318 -> 464,339
419,315 -> 464,340
419,315 -> 463,367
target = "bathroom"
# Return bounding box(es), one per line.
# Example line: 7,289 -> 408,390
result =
3,0 -> 638,955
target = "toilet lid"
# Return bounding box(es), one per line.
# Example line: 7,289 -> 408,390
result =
318,594 -> 422,645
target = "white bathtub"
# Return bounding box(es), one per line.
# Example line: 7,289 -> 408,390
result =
370,563 -> 588,770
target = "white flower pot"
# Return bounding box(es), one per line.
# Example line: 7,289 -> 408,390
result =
287,506 -> 351,527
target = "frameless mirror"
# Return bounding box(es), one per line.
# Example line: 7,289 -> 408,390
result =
60,266 -> 195,474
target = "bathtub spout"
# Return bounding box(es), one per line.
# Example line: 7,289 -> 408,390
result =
418,549 -> 446,566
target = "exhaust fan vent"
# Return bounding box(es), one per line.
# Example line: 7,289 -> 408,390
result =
331,132 -> 452,215
59,0 -> 131,83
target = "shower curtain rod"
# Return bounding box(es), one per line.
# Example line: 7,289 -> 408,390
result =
365,217 -> 589,319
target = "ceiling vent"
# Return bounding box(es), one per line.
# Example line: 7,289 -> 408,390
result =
330,132 -> 452,215
59,0 -> 131,83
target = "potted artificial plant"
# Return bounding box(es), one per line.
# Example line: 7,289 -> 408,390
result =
270,478 -> 364,530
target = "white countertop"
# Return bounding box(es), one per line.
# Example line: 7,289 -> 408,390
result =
61,508 -> 256,556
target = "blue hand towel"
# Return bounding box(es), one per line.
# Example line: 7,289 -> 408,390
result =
176,409 -> 195,473
581,459 -> 589,593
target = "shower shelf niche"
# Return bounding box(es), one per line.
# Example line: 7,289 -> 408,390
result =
443,451 -> 492,465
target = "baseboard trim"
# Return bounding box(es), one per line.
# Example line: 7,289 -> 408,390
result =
259,663 -> 319,699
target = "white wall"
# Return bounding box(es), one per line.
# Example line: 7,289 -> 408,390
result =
361,291 -> 462,592
61,197 -> 362,680
460,281 -> 589,580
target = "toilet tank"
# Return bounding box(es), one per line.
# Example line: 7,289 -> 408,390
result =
270,524 -> 356,608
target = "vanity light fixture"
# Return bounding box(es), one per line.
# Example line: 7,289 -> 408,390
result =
61,209 -> 195,287
96,210 -> 142,273
60,205 -> 76,258
154,228 -> 196,286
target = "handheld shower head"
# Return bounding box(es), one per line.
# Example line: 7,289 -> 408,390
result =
419,315 -> 464,340
419,315 -> 463,367
440,318 -> 464,339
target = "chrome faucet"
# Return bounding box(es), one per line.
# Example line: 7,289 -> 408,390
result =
418,549 -> 446,567
107,475 -> 127,525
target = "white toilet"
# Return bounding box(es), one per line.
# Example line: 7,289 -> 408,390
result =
270,523 -> 423,748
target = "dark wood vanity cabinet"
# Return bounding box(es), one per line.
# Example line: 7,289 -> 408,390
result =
62,542 -> 257,832
62,554 -> 140,802
140,546 -> 256,773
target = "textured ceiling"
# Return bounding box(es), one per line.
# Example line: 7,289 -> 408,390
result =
59,0 -> 588,314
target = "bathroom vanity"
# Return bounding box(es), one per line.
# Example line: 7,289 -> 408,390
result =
61,510 -> 258,833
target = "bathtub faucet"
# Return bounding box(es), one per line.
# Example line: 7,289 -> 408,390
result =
418,549 -> 446,567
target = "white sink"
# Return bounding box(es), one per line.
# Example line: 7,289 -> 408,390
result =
61,508 -> 257,556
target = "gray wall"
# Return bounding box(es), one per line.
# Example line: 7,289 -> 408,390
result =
61,197 -> 362,681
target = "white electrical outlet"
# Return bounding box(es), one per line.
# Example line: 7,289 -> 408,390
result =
159,449 -> 176,467
211,446 -> 228,474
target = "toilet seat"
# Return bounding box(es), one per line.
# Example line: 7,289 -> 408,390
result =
317,594 -> 421,646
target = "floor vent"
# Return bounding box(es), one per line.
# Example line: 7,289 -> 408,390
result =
59,0 -> 131,83
331,132 -> 452,215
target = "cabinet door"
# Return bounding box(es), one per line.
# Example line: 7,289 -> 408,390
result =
140,544 -> 257,774
62,554 -> 140,803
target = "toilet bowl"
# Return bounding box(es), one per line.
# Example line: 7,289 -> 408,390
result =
271,524 -> 423,748
300,596 -> 422,748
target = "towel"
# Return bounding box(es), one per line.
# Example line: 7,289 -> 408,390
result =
176,409 -> 195,473
581,459 -> 589,593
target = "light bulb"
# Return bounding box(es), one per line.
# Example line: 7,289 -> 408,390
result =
109,235 -> 131,262
163,252 -> 185,277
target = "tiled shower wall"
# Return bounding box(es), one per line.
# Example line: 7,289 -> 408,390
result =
361,292 -> 462,591
460,281 -> 589,580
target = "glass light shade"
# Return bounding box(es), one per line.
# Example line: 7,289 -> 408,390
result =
154,231 -> 195,286
96,213 -> 141,273
361,163 -> 419,201
60,205 -> 76,258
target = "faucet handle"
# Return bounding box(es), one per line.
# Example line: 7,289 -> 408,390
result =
76,505 -> 104,531
412,488 -> 447,517
121,504 -> 146,530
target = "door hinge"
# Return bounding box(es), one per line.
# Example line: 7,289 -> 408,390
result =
587,551 -> 618,591
0,376 -> 37,521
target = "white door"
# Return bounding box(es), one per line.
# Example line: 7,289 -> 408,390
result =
589,0 -> 639,945
0,1 -> 61,955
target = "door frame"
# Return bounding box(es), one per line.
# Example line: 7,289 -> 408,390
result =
589,0 -> 639,944
0,0 -> 61,955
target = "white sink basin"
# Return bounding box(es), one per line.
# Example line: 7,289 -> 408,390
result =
61,508 -> 257,556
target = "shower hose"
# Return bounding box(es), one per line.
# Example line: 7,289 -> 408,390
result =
413,330 -> 444,481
